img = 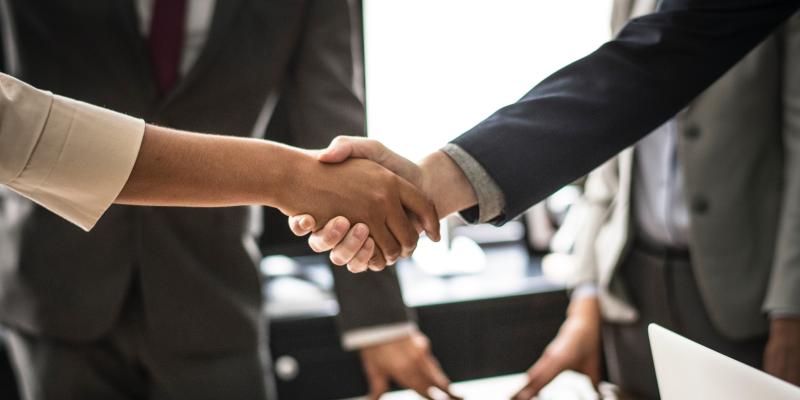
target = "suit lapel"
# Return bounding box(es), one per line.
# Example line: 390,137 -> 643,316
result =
156,0 -> 246,110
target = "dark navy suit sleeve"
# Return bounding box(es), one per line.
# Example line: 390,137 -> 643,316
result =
451,0 -> 800,224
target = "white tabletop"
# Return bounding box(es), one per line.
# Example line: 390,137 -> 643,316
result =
342,371 -> 606,400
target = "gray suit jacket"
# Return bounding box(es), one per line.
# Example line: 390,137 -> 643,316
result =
569,3 -> 800,340
0,0 -> 411,353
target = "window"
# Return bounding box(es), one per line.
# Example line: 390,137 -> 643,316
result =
364,0 -> 612,160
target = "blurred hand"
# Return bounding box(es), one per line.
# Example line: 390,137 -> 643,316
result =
279,155 -> 438,264
512,296 -> 602,400
359,331 -> 461,400
764,317 -> 800,386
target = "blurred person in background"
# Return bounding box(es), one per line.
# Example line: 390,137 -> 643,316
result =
510,3 -> 800,399
0,1 -> 453,399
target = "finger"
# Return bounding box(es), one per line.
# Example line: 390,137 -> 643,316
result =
367,377 -> 390,400
788,347 -> 800,384
397,178 -> 441,242
392,370 -> 435,400
421,355 -> 460,399
308,217 -> 350,253
370,223 -> 402,266
517,357 -> 562,399
363,357 -> 390,400
329,223 -> 370,266
348,237 -> 375,272
364,364 -> 390,400
319,136 -> 387,164
410,214 -> 425,236
386,198 -> 420,260
288,214 -> 316,236
368,246 -> 387,271
512,381 -> 538,400
764,346 -> 783,377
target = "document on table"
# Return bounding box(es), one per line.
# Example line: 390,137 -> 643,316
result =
342,371 -> 601,400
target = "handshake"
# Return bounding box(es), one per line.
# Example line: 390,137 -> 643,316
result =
280,136 -> 478,273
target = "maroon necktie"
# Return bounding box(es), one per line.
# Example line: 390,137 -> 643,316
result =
148,0 -> 187,96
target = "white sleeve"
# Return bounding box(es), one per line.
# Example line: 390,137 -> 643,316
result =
0,73 -> 145,231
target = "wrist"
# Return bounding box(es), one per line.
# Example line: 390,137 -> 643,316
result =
419,151 -> 478,218
261,142 -> 315,210
567,296 -> 601,324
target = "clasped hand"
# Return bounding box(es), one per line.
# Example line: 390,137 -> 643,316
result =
279,140 -> 440,270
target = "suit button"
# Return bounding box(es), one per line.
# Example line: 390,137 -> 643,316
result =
684,125 -> 701,139
275,355 -> 299,381
691,196 -> 709,214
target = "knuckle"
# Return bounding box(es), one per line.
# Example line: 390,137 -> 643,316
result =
322,230 -> 341,245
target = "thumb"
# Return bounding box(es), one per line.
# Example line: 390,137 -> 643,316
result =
318,138 -> 354,163
318,136 -> 386,164
288,214 -> 316,236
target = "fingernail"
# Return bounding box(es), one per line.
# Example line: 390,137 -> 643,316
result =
300,216 -> 313,230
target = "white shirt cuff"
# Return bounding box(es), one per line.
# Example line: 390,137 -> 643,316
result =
571,283 -> 599,300
9,95 -> 144,231
341,322 -> 417,350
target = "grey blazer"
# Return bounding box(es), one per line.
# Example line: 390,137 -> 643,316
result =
0,0 -> 411,353
569,3 -> 800,340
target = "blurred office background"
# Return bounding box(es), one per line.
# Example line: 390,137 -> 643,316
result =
0,1 -> 612,398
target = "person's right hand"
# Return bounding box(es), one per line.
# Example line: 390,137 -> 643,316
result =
279,153 -> 439,265
289,136 -> 478,271
290,137 -> 438,271
512,296 -> 602,400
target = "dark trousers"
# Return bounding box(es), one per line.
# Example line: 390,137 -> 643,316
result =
5,281 -> 276,400
602,241 -> 767,399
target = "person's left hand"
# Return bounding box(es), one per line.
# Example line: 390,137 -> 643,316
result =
763,317 -> 800,386
358,331 -> 461,400
289,215 -> 380,273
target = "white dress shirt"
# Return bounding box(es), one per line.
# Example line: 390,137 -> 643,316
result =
134,0 -> 216,76
632,119 -> 691,248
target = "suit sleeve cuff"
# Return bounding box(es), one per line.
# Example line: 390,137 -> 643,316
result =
441,143 -> 505,223
9,95 -> 144,231
341,322 -> 417,350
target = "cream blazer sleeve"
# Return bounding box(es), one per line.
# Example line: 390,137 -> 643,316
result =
0,73 -> 144,231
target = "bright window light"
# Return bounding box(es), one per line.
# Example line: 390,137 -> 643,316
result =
364,1 -> 613,161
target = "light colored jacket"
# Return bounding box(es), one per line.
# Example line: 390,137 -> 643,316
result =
569,4 -> 800,340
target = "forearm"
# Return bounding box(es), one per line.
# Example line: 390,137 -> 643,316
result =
117,124 -> 300,209
418,150 -> 478,218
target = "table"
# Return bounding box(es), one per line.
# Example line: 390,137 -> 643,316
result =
341,371 -> 606,400
266,243 -> 571,399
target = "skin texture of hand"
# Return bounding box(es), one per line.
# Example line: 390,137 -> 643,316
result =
358,331 -> 461,400
276,150 -> 439,262
763,317 -> 800,386
288,136 -> 478,271
120,127 -> 439,263
512,296 -> 602,400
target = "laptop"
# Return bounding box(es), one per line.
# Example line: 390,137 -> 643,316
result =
649,324 -> 800,400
